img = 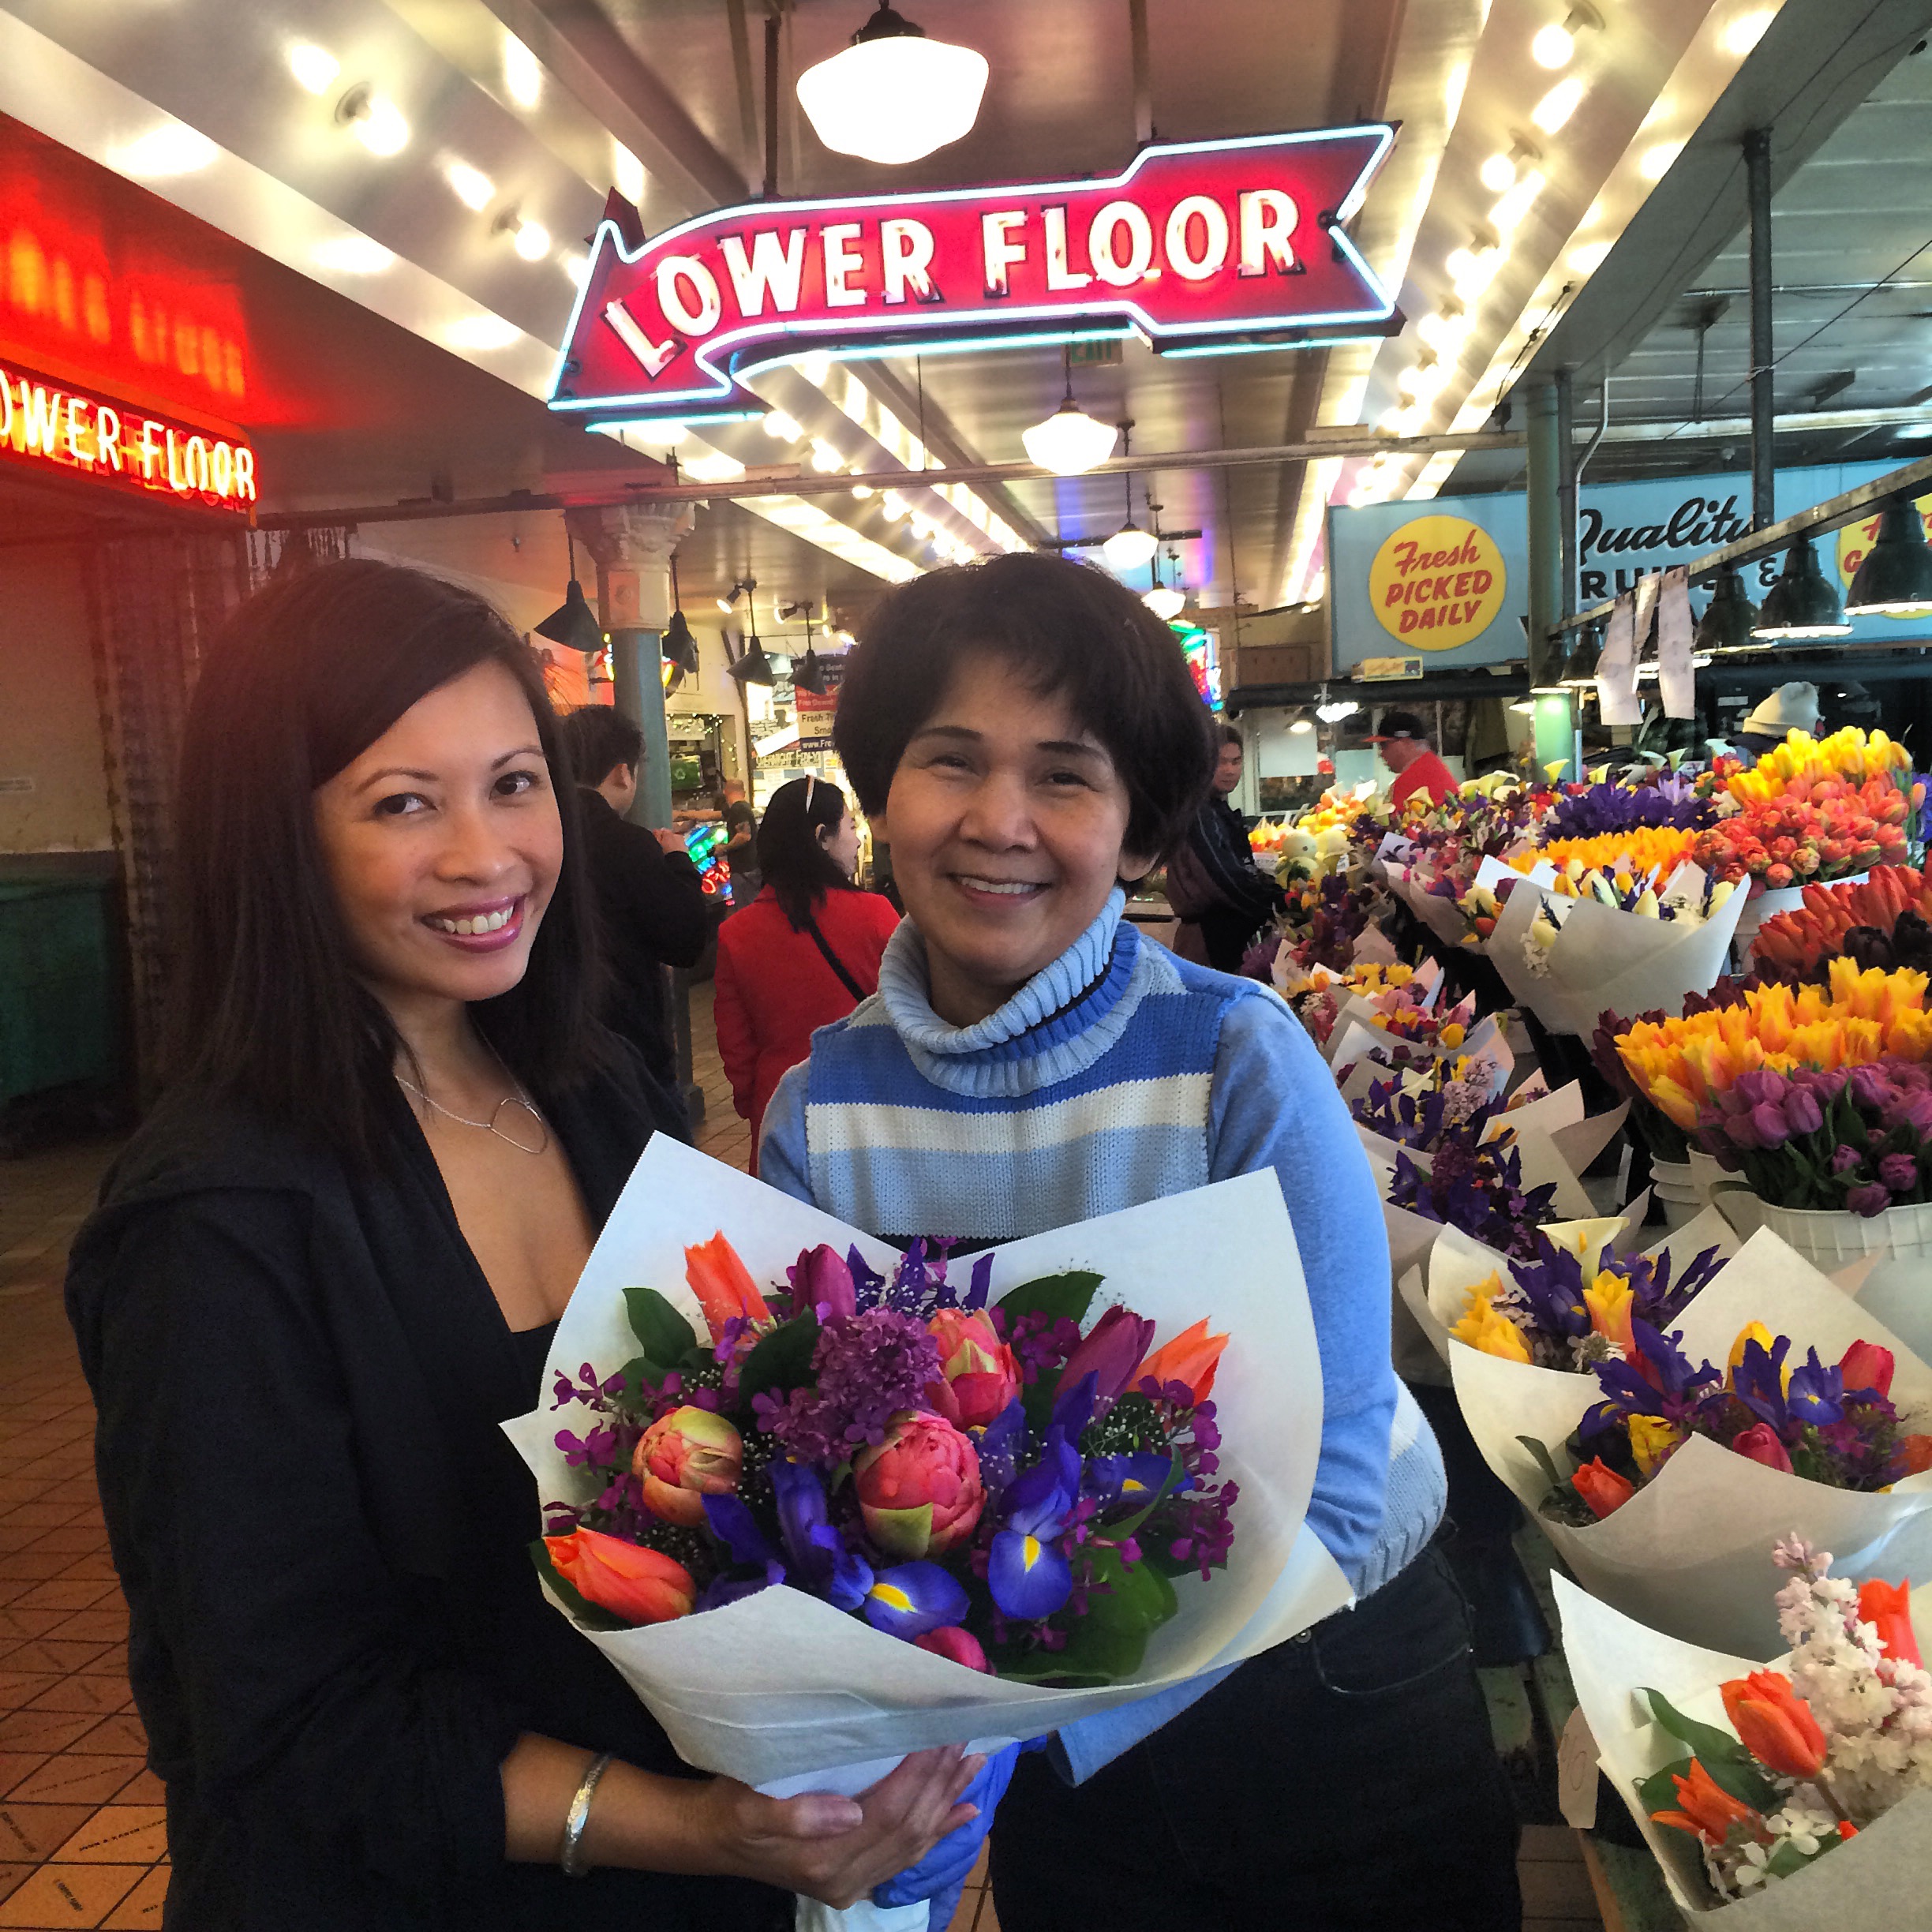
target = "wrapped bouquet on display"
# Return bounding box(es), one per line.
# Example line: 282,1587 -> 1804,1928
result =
1451,1226 -> 1932,1654
504,1139 -> 1353,1924
1558,1552 -> 1932,1923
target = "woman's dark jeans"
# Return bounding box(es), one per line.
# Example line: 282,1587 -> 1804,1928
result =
988,1545 -> 1522,1930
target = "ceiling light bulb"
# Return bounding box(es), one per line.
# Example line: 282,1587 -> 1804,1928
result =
1492,170 -> 1545,232
1479,152 -> 1517,194
810,438 -> 844,472
796,5 -> 990,166
1418,308 -> 1472,355
1144,584 -> 1185,621
287,43 -> 341,95
683,451 -> 747,483
1721,8 -> 1777,57
1021,398 -> 1119,475
1290,717 -> 1315,735
513,219 -> 551,261
612,141 -> 646,204
1103,525 -> 1159,572
444,159 -> 496,210
311,234 -> 396,275
852,483 -> 875,498
799,351 -> 833,384
561,252 -> 591,287
502,32 -> 542,110
110,123 -> 219,178
1447,245 -> 1501,299
1531,76 -> 1586,133
342,89 -> 410,157
1640,140 -> 1683,180
882,489 -> 908,519
1531,22 -> 1575,66
763,410 -> 803,441
444,313 -> 522,351
1567,239 -> 1611,275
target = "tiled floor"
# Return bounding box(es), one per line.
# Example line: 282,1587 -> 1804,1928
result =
0,993 -> 1598,1932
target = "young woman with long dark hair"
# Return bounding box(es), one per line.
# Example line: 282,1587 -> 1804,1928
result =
62,560 -> 977,1932
713,775 -> 900,1170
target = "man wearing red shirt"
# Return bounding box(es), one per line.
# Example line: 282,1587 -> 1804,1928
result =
1372,709 -> 1456,809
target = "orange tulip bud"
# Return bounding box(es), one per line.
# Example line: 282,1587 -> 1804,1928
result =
1571,1458 -> 1634,1520
683,1233 -> 773,1342
1652,1758 -> 1769,1848
1857,1578 -> 1923,1669
1720,1671 -> 1828,1780
1136,1318 -> 1230,1403
545,1526 -> 695,1625
633,1405 -> 743,1527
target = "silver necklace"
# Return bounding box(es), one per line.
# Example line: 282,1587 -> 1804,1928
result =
396,1068 -> 551,1155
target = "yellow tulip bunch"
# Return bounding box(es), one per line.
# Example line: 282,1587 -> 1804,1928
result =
1724,727 -> 1913,810
1511,827 -> 1699,882
1613,962 -> 1932,1130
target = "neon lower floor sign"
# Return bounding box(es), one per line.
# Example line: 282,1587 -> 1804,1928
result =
549,126 -> 1396,426
0,358 -> 257,515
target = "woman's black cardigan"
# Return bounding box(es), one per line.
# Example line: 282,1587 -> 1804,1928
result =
63,1061 -> 787,1932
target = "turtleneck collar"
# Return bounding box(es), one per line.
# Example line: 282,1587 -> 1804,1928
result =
874,888 -> 1148,1097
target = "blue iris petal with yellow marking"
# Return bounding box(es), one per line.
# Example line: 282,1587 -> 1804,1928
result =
861,1560 -> 971,1638
988,1525 -> 1074,1620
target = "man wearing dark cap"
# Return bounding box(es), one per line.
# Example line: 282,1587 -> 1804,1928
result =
1372,710 -> 1456,809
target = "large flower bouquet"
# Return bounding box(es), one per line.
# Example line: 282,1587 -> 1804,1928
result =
1525,1323 -> 1931,1529
1559,1558 -> 1932,1925
538,1232 -> 1235,1680
1353,1060 -> 1509,1152
1516,867 -> 1738,979
1388,1137 -> 1560,1264
1750,866 -> 1932,981
507,1139 -> 1352,1795
1448,1227 -> 1932,1653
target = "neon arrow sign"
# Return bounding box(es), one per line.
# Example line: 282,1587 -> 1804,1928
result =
549,125 -> 1396,425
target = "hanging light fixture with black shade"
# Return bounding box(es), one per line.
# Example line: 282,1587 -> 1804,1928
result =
1693,563 -> 1763,653
660,556 -> 701,695
1022,347 -> 1119,476
1845,499 -> 1932,616
795,2 -> 989,167
724,597 -> 775,687
1752,534 -> 1852,640
1560,621 -> 1603,687
535,533 -> 605,655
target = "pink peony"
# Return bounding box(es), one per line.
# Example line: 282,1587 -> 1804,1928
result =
914,1626 -> 991,1673
633,1406 -> 743,1527
854,1410 -> 984,1559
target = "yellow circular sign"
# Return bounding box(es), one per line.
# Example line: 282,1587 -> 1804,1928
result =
1368,514 -> 1507,650
1836,492 -> 1932,623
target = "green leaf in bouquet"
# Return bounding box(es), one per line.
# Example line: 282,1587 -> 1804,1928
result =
995,1271 -> 1103,1327
1634,1757 -> 1694,1820
1517,1434 -> 1571,1494
737,1311 -> 822,1402
528,1539 -> 631,1632
1091,1456 -> 1185,1550
624,1285 -> 700,1373
1641,1692 -> 1779,1810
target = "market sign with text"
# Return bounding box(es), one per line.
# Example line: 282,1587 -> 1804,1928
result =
549,127 -> 1395,424
1327,462 -> 1928,672
1,358 -> 257,515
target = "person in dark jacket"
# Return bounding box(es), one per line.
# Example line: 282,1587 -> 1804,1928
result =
62,560 -> 980,1932
1178,724 -> 1282,972
558,706 -> 710,1088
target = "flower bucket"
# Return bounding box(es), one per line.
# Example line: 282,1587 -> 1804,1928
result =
1752,1196 -> 1932,1271
1686,1148 -> 1726,1205
1648,1157 -> 1702,1234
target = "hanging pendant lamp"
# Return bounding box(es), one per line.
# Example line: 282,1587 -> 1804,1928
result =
1023,391 -> 1118,475
1845,500 -> 1932,616
1101,446 -> 1157,573
796,2 -> 988,166
1752,534 -> 1852,639
1560,622 -> 1603,687
661,556 -> 702,686
724,608 -> 775,687
535,534 -> 605,653
1143,544 -> 1185,620
1692,564 -> 1762,653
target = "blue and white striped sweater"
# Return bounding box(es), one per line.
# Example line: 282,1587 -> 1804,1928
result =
760,888 -> 1447,1611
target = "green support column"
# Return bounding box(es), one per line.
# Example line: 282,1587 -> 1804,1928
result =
608,627 -> 673,829
1526,379 -> 1575,781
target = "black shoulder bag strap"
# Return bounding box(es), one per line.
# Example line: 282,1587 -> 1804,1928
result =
799,907 -> 867,1002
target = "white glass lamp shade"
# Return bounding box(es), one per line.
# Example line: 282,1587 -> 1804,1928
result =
1143,584 -> 1186,621
1021,401 -> 1118,476
796,33 -> 988,166
1103,525 -> 1159,573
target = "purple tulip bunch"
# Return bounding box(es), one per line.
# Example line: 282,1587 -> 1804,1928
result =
1698,1059 -> 1932,1216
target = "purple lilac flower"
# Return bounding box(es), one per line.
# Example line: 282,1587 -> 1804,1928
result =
754,1308 -> 943,1460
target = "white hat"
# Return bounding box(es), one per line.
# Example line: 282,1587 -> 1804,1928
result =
1742,681 -> 1821,739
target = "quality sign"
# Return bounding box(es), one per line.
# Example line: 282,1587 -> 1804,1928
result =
549,126 -> 1395,424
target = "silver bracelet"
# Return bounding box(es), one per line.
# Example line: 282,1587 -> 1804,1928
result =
559,1751 -> 615,1878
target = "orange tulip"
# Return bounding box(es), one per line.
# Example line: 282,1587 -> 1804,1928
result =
1857,1578 -> 1923,1669
1136,1318 -> 1229,1403
545,1526 -> 695,1625
683,1233 -> 773,1342
1652,1758 -> 1769,1848
1900,1435 -> 1932,1477
1720,1671 -> 1827,1780
1570,1458 -> 1634,1520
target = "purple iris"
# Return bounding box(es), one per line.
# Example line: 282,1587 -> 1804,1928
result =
1508,1245 -> 1592,1340
1085,1452 -> 1178,1511
1582,1320 -> 1721,1441
1784,1349 -> 1847,1429
862,1561 -> 971,1638
987,1443 -> 1081,1621
1732,1335 -> 1795,1432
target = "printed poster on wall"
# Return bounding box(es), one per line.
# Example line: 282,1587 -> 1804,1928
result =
792,653 -> 847,755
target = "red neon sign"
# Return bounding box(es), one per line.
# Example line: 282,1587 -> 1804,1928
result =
550,126 -> 1395,424
1,358 -> 257,514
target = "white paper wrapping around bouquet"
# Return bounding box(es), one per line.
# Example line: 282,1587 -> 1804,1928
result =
504,1138 -> 1352,1786
1555,1574 -> 1932,1924
1452,1228 -> 1932,1654
1484,864 -> 1748,1037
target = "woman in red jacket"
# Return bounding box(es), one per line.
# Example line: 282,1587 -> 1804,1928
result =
713,776 -> 900,1170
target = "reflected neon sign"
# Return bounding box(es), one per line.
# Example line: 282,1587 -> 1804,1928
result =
549,126 -> 1396,425
0,359 -> 257,513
